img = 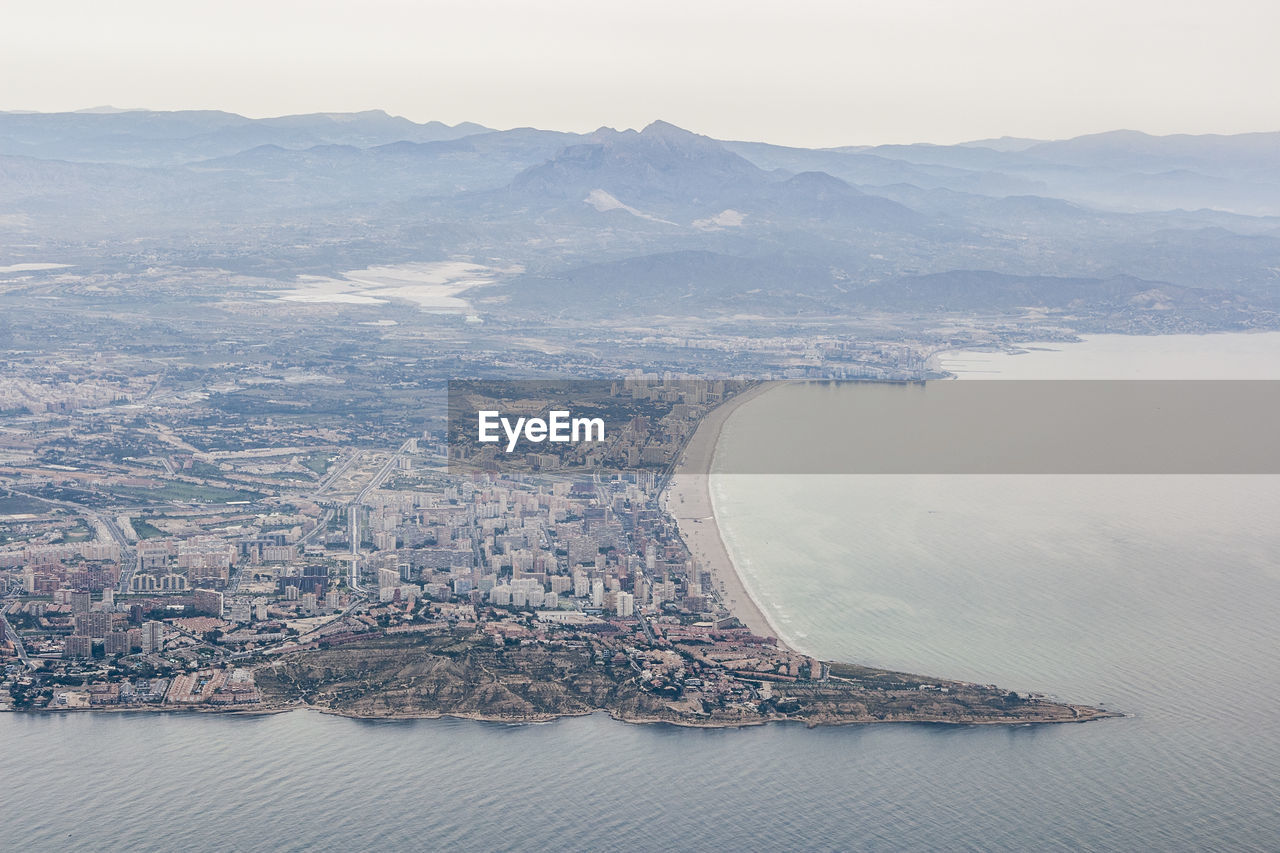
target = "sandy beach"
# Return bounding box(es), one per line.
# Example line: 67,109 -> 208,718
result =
662,382 -> 785,644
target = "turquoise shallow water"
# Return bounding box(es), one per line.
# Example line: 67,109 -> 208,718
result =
5,333 -> 1280,851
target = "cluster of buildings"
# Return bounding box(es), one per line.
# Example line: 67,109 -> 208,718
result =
0,374 -> 134,415
43,668 -> 260,710
0,376 -> 840,716
1,432 -> 825,715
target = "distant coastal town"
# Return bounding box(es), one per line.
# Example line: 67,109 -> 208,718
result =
1,377 -> 1111,726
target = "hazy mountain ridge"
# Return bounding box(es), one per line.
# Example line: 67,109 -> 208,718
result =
509,121 -> 773,213
0,109 -> 490,166
1,110 -> 1278,329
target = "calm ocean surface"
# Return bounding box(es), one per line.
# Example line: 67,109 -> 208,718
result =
5,333 -> 1280,851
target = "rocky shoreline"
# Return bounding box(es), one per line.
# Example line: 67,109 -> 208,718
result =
245,631 -> 1119,729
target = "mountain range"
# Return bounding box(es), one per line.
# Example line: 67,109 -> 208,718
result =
1,109 -> 1278,328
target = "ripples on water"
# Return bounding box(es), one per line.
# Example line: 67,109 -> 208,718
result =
2,708 -> 1267,852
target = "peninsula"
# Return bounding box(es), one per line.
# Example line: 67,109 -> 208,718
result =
2,380 -> 1115,727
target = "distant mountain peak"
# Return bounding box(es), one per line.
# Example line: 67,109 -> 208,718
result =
640,119 -> 696,137
510,120 -> 769,208
784,170 -> 856,192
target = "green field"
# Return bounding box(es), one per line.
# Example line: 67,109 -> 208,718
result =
109,481 -> 264,505
301,453 -> 334,476
0,493 -> 49,515
187,460 -> 225,479
132,518 -> 165,539
61,520 -> 94,542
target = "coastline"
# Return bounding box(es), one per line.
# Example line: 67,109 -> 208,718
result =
7,701 -> 1115,727
662,381 -> 785,644
317,704 -> 1117,727
4,384 -> 1122,728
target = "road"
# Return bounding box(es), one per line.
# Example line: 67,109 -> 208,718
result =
298,507 -> 335,546
2,487 -> 137,593
345,439 -> 415,594
1,602 -> 35,669
635,608 -> 656,644
314,449 -> 360,496
101,515 -> 139,593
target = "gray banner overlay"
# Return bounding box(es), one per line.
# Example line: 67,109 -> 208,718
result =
448,379 -> 1280,475
446,379 -> 750,476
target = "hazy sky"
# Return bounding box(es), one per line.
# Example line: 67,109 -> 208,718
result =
3,0 -> 1277,147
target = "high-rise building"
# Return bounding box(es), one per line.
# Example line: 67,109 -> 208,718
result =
70,590 -> 92,614
193,588 -> 224,617
616,591 -> 635,618
64,635 -> 92,658
88,610 -> 111,638
75,611 -> 112,638
261,545 -> 295,562
228,600 -> 251,623
104,631 -> 131,656
140,621 -> 164,654
277,565 -> 328,598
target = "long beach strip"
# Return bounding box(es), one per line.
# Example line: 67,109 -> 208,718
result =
662,381 -> 785,644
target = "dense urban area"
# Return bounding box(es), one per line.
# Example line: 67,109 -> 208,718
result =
0,289 -> 1105,725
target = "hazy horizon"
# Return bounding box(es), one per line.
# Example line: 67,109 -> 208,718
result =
4,105 -> 1279,151
4,0 -> 1279,148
